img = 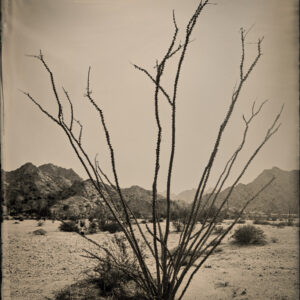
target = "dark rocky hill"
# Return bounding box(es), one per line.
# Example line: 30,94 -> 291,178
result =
2,162 -> 82,216
2,162 -> 172,218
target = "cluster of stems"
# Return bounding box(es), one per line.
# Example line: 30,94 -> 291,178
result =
22,1 -> 282,299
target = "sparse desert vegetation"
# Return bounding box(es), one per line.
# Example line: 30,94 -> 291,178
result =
2,219 -> 298,300
2,0 -> 298,298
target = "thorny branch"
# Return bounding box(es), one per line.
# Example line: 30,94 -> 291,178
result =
22,1 -> 283,298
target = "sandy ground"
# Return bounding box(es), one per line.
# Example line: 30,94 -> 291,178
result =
1,220 -> 299,300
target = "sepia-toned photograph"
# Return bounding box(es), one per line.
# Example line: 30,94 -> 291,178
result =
1,1 -> 299,299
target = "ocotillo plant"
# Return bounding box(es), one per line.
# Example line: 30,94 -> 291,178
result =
22,1 -> 283,299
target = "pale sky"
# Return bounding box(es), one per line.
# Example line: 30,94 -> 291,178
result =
2,0 -> 299,193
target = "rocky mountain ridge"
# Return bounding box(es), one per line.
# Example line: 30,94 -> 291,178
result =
173,167 -> 299,214
2,163 -> 298,217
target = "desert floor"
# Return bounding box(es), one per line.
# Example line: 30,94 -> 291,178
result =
2,219 -> 299,300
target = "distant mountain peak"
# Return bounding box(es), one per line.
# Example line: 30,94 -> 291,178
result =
38,163 -> 82,182
18,162 -> 37,171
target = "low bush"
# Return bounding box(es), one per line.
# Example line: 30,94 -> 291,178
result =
273,220 -> 294,228
213,225 -> 225,235
87,221 -> 98,234
172,220 -> 185,232
59,221 -> 79,233
147,218 -> 163,223
253,219 -> 270,225
197,205 -> 225,224
140,220 -> 147,224
274,222 -> 285,228
100,222 -> 122,234
37,220 -> 44,227
236,218 -> 246,224
32,229 -> 47,235
231,225 -> 267,245
79,220 -> 86,228
85,234 -> 148,299
54,278 -> 103,300
168,246 -> 204,267
203,245 -> 224,255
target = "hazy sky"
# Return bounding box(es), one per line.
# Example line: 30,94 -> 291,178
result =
2,0 -> 298,193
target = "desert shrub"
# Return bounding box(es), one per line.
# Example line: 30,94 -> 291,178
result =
172,220 -> 185,232
59,220 -> 79,232
100,222 -> 122,234
140,220 -> 147,224
203,245 -> 223,255
37,220 -> 44,227
79,220 -> 86,228
271,237 -> 278,243
87,234 -> 147,299
147,217 -> 164,223
168,247 -> 189,266
68,215 -> 80,222
167,246 -> 203,267
236,218 -> 246,224
33,229 -> 47,235
274,219 -> 294,227
87,221 -> 98,234
253,219 -> 270,225
232,225 -> 267,245
274,222 -> 285,228
213,225 -> 225,235
22,3 -> 280,298
212,246 -> 223,253
271,217 -> 277,221
54,278 -> 103,300
170,205 -> 189,220
197,205 -> 225,224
